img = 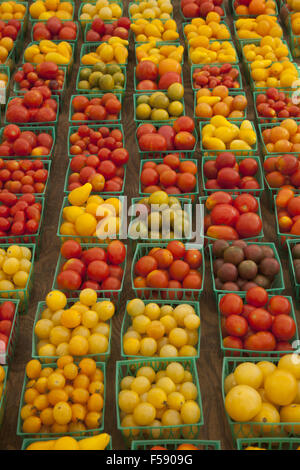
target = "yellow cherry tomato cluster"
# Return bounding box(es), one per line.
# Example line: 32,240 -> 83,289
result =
20,356 -> 104,435
24,40 -> 73,65
60,183 -> 122,240
81,38 -> 128,65
184,12 -> 231,43
79,0 -> 122,22
0,1 -> 26,20
0,244 -> 32,293
202,117 -> 257,152
250,60 -> 299,89
34,289 -> 114,360
225,355 -> 300,435
235,16 -> 283,40
243,37 -> 290,63
29,0 -> 73,20
189,40 -> 237,65
131,18 -> 179,42
129,0 -> 173,21
136,41 -> 184,64
25,433 -> 111,450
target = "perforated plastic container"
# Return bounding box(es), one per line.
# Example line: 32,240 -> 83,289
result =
131,439 -> 221,450
0,126 -> 55,160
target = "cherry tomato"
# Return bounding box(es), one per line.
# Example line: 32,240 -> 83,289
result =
246,287 -> 268,307
106,240 -> 126,265
244,331 -> 276,351
87,260 -> 109,282
235,213 -> 262,238
166,241 -> 185,259
210,204 -> 239,227
248,308 -> 273,331
234,194 -> 258,214
219,293 -> 243,316
60,240 -> 82,259
225,315 -> 248,337
268,296 -> 291,316
135,255 -> 158,277
272,315 -> 296,341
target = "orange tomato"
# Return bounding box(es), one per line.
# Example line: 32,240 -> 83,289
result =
177,444 -> 199,450
151,446 -> 167,450
158,59 -> 181,76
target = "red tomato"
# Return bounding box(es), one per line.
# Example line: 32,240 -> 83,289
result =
234,194 -> 258,214
235,213 -> 262,238
106,240 -> 126,265
246,286 -> 268,307
169,260 -> 190,281
135,255 -> 158,277
108,265 -> 123,280
244,331 -> 276,351
268,296 -> 291,316
182,273 -> 202,289
136,60 -> 158,81
225,315 -> 248,337
184,249 -> 202,269
57,270 -> 82,290
153,249 -> 173,269
0,320 -> 12,336
219,293 -> 243,316
272,315 -> 296,341
136,123 -> 156,140
0,301 -> 15,321
241,304 -> 255,319
139,134 -> 167,152
248,308 -> 273,331
87,260 -> 109,282
223,336 -> 243,352
146,269 -> 169,288
62,258 -> 85,277
81,247 -> 107,265
101,276 -> 121,291
206,225 -> 239,240
210,203 -> 239,227
173,116 -> 195,133
205,191 -> 233,210
166,241 -> 185,259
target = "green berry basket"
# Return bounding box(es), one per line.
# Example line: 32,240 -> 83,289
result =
199,195 -> 264,244
199,119 -> 258,157
0,243 -> 36,314
76,64 -> 127,97
129,2 -> 174,21
57,195 -> 126,244
258,122 -> 300,157
190,64 -> 243,92
11,160 -> 52,198
240,38 -> 292,66
29,0 -> 75,24
0,365 -> 8,431
222,356 -> 300,444
120,298 -> 201,360
0,198 -> 44,257
287,238 -> 300,304
217,292 -> 299,358
23,41 -> 75,78
134,66 -> 184,94
68,123 -> 124,158
194,89 -> 248,124
0,299 -> 20,365
13,65 -> 67,104
134,41 -> 183,66
136,122 -> 198,160
0,1 -> 29,33
84,21 -> 132,43
4,95 -> 60,129
116,357 -> 203,448
64,160 -> 126,196
0,64 -> 10,107
128,196 -> 193,247
208,241 -> 285,302
237,437 -> 300,450
182,20 -> 231,45
201,155 -> 264,197
0,125 -> 56,161
52,242 -> 127,306
254,90 -> 300,125
17,361 -> 106,438
187,41 -> 239,67
131,439 -> 221,450
30,19 -> 79,53
21,434 -> 112,450
134,92 -> 185,126
79,0 -> 123,32
80,42 -> 128,67
139,158 -> 199,202
69,92 -> 122,125
274,194 -> 300,249
231,0 -> 278,18
248,61 -> 300,94
32,299 -> 112,363
132,18 -> 179,44
131,242 -> 205,301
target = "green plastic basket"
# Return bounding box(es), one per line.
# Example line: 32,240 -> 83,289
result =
0,299 -> 20,365
0,365 -> 8,431
0,243 -> 35,314
131,439 -> 221,450
134,41 -> 183,66
248,61 -> 300,93
199,120 -> 258,157
132,18 -> 179,44
136,122 -> 198,159
64,160 -> 126,196
23,41 -> 75,77
194,89 -> 247,124
240,38 -> 292,66
274,194 -> 300,249
129,2 -> 174,21
254,90 -> 300,124
21,434 -> 112,450
133,92 -> 185,126
218,292 -> 299,358
79,0 -> 123,31
187,41 -> 238,67
29,0 -> 75,23
139,158 -> 199,201
222,356 -> 300,444
258,122 -> 300,157
182,20 -> 231,45
57,195 -> 126,244
4,95 -> 60,128
0,125 -> 56,160
30,19 -> 79,50
69,92 -> 122,125
201,155 -> 264,197
32,299 -> 112,363
208,241 -> 285,302
231,0 -> 278,17
132,242 -> 205,301
120,298 -> 201,360
128,196 -> 193,244
134,66 -> 183,93
83,20 -> 132,43
190,64 -> 243,92
68,123 -> 124,157
237,437 -> 300,450
1,160 -> 52,198
199,195 -> 264,243
17,361 -> 106,438
287,238 -> 300,303
180,6 -> 226,22
52,243 -> 127,306
116,357 -> 203,447
80,42 -> 128,67
76,64 -> 127,97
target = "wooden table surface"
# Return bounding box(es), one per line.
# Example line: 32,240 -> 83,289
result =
0,0 -> 296,450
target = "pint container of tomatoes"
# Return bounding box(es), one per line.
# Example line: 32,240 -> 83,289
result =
0,365 -> 8,431
132,241 -> 204,301
259,120 -> 300,157
218,290 -> 299,358
0,299 -> 20,365
4,94 -> 60,129
0,125 -> 56,161
68,123 -> 125,158
131,439 -> 221,450
69,92 -> 122,125
116,357 -> 203,447
274,190 -> 300,248
21,435 -> 113,450
237,438 -> 300,450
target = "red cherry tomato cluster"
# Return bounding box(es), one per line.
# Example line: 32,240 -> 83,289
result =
0,159 -> 48,194
0,18 -> 21,40
70,93 -> 122,123
0,192 -> 42,236
264,154 -> 300,189
86,17 -> 131,42
14,62 -> 65,94
256,88 -> 300,120
0,301 -> 16,352
57,240 -> 126,295
32,17 -> 77,41
192,63 -> 240,89
220,288 -> 296,353
135,60 -> 182,92
204,192 -> 263,240
6,88 -> 58,124
181,0 -> 224,18
0,124 -> 53,157
133,241 -> 203,300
